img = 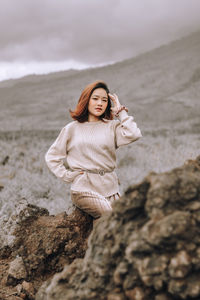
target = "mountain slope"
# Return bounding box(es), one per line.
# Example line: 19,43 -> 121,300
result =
0,31 -> 200,134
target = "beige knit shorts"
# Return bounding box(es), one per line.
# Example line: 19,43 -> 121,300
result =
71,190 -> 120,219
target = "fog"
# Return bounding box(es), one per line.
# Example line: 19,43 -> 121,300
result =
1,0 -> 200,80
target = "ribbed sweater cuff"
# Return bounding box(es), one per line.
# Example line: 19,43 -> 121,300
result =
118,110 -> 132,121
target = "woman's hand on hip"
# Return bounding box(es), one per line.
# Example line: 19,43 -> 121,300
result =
66,170 -> 84,183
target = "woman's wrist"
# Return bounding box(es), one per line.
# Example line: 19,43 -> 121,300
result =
115,105 -> 128,117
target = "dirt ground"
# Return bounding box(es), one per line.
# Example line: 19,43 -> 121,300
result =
0,258 -> 21,300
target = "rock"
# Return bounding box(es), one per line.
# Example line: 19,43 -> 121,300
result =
0,199 -> 49,258
155,294 -> 173,300
1,155 -> 9,165
168,250 -> 191,279
0,181 -> 4,191
16,283 -> 23,294
107,292 -> 126,300
36,155 -> 200,299
7,257 -> 27,286
21,281 -> 35,300
0,199 -> 93,298
12,207 -> 93,276
125,287 -> 145,300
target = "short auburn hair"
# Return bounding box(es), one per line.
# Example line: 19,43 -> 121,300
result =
70,80 -> 113,122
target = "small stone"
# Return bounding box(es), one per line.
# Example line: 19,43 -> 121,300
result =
113,262 -> 128,285
107,293 -> 125,300
22,281 -> 35,299
0,181 -> 4,190
125,287 -> 145,300
187,201 -> 200,211
154,278 -> 164,291
169,251 -> 191,279
16,283 -> 23,294
185,243 -> 196,251
168,279 -> 186,294
1,155 -> 9,165
155,294 -> 173,300
7,257 -> 27,285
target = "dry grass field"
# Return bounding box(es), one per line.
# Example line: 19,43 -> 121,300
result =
0,31 -> 200,219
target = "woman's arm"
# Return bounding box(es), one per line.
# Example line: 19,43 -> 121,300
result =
45,125 -> 82,183
114,110 -> 142,148
109,93 -> 142,148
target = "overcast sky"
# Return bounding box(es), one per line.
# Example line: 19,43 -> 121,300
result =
1,0 -> 200,81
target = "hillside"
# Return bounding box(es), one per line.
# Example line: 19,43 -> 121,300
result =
0,30 -> 200,134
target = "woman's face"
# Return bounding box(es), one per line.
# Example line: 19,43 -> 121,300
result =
88,88 -> 108,121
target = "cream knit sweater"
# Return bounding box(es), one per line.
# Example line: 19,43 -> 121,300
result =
45,110 -> 142,197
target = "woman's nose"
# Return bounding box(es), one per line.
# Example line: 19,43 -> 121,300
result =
97,99 -> 103,105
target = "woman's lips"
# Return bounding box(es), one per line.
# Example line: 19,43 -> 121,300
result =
95,108 -> 102,111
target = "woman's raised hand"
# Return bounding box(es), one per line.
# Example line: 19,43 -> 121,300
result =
109,93 -> 128,116
108,93 -> 121,114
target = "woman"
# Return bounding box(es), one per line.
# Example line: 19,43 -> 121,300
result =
45,80 -> 142,220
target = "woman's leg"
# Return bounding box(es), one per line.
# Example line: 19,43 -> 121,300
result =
71,190 -> 112,219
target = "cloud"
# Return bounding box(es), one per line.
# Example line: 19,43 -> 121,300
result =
0,60 -> 96,82
0,0 -> 200,66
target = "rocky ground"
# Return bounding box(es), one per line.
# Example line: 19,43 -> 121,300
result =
0,155 -> 200,299
0,204 -> 93,300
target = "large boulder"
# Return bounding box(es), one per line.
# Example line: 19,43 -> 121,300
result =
36,156 -> 200,300
0,202 -> 93,299
12,206 -> 93,278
